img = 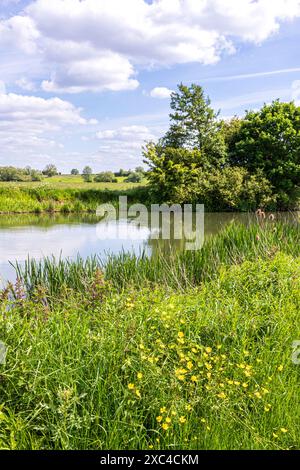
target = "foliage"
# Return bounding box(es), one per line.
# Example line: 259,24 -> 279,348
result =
71,169 -> 79,175
0,166 -> 42,182
144,144 -> 275,209
161,83 -> 226,166
125,171 -> 144,183
82,166 -> 93,182
228,101 -> 300,208
94,171 -> 118,183
42,164 -> 58,177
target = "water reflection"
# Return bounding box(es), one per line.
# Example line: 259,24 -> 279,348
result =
0,211 -> 298,285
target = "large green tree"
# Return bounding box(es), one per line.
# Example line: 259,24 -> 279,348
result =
161,83 -> 226,166
228,101 -> 300,207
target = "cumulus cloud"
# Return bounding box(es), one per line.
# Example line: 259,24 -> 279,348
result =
0,88 -> 94,166
150,87 -> 173,99
15,77 -> 37,91
1,0 -> 300,93
291,80 -> 300,105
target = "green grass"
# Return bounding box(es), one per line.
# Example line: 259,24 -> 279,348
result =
1,222 -> 299,450
0,183 -> 150,213
1,250 -> 300,449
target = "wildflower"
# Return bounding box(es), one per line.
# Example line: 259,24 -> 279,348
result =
139,344 -> 145,350
171,410 -> 177,416
178,332 -> 184,338
217,344 -> 222,350
128,383 -> 135,390
280,428 -> 288,433
135,389 -> 141,398
185,404 -> 192,412
206,426 -> 211,431
137,372 -> 143,380
192,348 -> 198,353
156,416 -> 163,423
179,416 -> 187,424
254,391 -> 262,399
160,407 -> 167,414
244,370 -> 252,377
180,319 -> 185,324
149,445 -> 153,449
178,375 -> 185,381
205,362 -> 212,370
278,365 -> 284,372
165,417 -> 171,423
162,423 -> 169,431
227,379 -> 233,385
205,347 -> 212,354
201,418 -> 206,423
244,350 -> 250,357
191,375 -> 198,382
217,392 -> 226,399
234,381 -> 240,386
264,405 -> 271,412
242,383 -> 248,388
187,361 -> 193,370
273,433 -> 278,439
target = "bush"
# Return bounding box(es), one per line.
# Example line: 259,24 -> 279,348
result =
94,172 -> 118,183
125,172 -> 143,183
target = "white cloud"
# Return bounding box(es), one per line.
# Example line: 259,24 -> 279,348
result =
150,87 -> 173,99
0,89 -> 94,167
1,0 -> 300,93
0,81 -> 6,94
15,77 -> 36,91
292,80 -> 300,105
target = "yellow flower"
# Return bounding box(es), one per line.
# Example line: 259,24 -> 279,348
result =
264,405 -> 271,412
178,331 -> 185,338
254,391 -> 262,399
179,416 -> 187,424
205,362 -> 212,370
217,392 -> 226,399
243,350 -> 250,357
280,428 -> 288,433
227,379 -> 234,385
242,382 -> 248,388
187,361 -> 193,370
137,372 -> 143,380
207,372 -> 212,379
165,417 -> 171,423
205,347 -> 212,354
273,433 -> 278,439
177,338 -> 185,344
135,389 -> 141,398
156,416 -> 163,423
191,375 -> 198,382
217,344 -> 222,350
178,375 -> 185,381
180,319 -> 185,324
206,426 -> 211,431
128,383 -> 135,390
148,445 -> 153,449
171,410 -> 177,416
234,381 -> 240,386
192,348 -> 198,353
201,418 -> 206,423
162,423 -> 169,431
185,404 -> 192,412
278,365 -> 284,372
160,407 -> 167,414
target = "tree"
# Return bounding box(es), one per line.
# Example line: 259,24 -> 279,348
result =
82,166 -> 93,182
42,164 -> 58,177
71,168 -> 79,175
125,171 -> 143,183
161,83 -> 226,166
94,171 -> 117,183
228,101 -> 300,207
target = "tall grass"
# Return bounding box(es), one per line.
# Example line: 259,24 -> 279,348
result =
12,221 -> 300,296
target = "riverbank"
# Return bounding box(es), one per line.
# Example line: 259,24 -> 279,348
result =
0,222 -> 299,450
0,184 -> 150,214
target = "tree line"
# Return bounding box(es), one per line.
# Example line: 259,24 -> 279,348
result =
143,83 -> 300,211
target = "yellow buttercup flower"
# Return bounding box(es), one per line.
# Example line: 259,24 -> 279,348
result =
205,347 -> 212,354
217,392 -> 226,399
280,428 -> 288,433
156,416 -> 163,422
162,423 -> 169,431
191,375 -> 198,382
137,372 -> 143,380
264,405 -> 271,412
135,389 -> 141,398
165,417 -> 171,423
178,331 -> 185,338
185,404 -> 192,412
242,382 -> 248,388
187,361 -> 193,370
278,365 -> 284,372
128,383 -> 135,390
160,407 -> 167,414
179,416 -> 187,424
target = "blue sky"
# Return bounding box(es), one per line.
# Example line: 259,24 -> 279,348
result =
0,0 -> 300,172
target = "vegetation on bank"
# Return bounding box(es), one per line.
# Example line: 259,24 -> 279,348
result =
144,84 -> 300,211
1,222 -> 299,450
0,184 -> 149,214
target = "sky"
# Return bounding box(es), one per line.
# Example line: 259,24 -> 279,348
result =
0,0 -> 300,173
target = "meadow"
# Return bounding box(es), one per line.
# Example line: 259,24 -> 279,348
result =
1,221 -> 299,450
0,176 -> 148,213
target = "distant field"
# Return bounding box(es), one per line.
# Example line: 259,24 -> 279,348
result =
0,174 -> 148,191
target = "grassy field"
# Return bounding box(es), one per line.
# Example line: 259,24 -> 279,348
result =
0,177 -> 149,213
1,222 -> 299,450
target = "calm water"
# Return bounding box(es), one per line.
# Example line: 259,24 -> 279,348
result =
0,211 -> 297,286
